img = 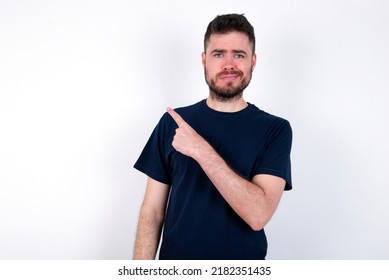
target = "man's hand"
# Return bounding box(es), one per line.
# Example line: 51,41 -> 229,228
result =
167,107 -> 210,159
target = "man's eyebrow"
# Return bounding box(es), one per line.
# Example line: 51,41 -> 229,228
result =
211,49 -> 227,54
210,49 -> 247,55
232,49 -> 247,55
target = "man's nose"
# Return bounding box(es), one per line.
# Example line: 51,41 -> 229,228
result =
223,65 -> 235,71
223,56 -> 235,71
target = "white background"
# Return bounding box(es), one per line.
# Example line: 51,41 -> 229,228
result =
1,0 -> 388,259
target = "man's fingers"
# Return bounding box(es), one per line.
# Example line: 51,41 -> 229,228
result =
167,107 -> 185,127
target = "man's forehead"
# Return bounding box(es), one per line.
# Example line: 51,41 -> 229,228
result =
206,32 -> 253,53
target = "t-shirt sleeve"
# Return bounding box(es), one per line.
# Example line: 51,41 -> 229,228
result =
254,119 -> 293,190
133,114 -> 173,185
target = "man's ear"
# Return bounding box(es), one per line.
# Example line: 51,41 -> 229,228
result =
201,52 -> 206,68
252,53 -> 257,71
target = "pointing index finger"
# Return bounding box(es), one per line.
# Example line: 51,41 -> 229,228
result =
167,107 -> 185,127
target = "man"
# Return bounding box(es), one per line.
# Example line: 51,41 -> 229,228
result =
133,14 -> 292,260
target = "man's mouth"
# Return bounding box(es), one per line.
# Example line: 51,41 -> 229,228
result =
217,71 -> 242,81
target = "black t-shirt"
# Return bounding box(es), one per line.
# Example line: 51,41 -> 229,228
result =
134,99 -> 292,259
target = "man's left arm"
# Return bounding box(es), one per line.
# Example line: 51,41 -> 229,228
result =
167,107 -> 285,231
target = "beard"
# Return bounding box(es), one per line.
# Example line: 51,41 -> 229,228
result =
205,68 -> 253,102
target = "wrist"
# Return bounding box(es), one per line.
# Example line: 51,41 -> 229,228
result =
192,139 -> 215,163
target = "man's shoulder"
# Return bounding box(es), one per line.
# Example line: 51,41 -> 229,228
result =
170,100 -> 204,122
158,100 -> 204,127
248,103 -> 291,127
174,100 -> 203,114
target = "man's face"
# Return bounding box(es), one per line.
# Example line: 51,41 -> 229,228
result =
202,31 -> 256,101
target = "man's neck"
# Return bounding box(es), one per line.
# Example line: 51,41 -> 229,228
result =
206,95 -> 248,113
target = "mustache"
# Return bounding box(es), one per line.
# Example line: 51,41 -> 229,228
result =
216,70 -> 243,78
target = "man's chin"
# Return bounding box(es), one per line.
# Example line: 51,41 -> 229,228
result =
209,89 -> 243,102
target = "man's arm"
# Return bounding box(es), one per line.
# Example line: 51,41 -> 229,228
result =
167,107 -> 285,231
196,149 -> 285,231
133,177 -> 170,259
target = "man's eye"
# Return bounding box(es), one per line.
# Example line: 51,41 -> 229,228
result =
213,53 -> 222,58
234,54 -> 245,59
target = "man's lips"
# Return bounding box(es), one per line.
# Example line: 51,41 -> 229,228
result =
220,74 -> 239,79
217,71 -> 243,80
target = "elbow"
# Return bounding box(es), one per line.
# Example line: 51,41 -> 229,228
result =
248,216 -> 269,231
250,223 -> 265,232
240,206 -> 274,231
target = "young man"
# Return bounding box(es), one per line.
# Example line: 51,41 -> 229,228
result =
133,14 -> 292,260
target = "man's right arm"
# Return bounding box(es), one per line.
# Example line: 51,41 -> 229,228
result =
133,177 -> 170,259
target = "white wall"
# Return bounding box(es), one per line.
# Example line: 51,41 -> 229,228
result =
1,0 -> 388,259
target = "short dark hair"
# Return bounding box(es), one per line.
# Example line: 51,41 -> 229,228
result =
204,14 -> 255,55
